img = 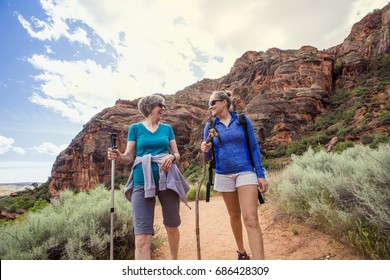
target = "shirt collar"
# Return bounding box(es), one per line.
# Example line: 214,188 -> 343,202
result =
215,112 -> 237,124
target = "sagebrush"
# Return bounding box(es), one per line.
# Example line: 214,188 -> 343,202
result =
268,143 -> 390,259
0,185 -> 143,260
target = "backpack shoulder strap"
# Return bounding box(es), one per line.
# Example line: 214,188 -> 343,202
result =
209,119 -> 216,129
237,113 -> 253,166
206,119 -> 217,202
237,113 -> 247,128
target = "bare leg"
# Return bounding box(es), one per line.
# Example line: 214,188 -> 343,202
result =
221,191 -> 246,254
237,185 -> 265,260
165,226 -> 180,260
134,234 -> 153,260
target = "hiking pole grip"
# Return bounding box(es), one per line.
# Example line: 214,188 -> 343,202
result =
111,133 -> 117,149
205,128 -> 217,144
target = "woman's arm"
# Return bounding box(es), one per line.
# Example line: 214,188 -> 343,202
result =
169,139 -> 180,162
201,123 -> 213,161
245,116 -> 265,178
160,139 -> 180,171
107,141 -> 135,164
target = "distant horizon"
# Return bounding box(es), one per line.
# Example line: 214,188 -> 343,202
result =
0,181 -> 43,186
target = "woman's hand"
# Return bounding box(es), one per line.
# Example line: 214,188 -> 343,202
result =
200,141 -> 212,152
107,148 -> 121,161
258,178 -> 269,193
160,154 -> 175,171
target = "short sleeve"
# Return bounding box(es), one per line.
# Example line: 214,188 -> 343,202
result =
168,125 -> 175,141
128,123 -> 138,141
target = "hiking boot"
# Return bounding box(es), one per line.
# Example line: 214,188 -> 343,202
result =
237,251 -> 250,260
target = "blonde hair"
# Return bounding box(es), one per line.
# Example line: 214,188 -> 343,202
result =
210,90 -> 234,111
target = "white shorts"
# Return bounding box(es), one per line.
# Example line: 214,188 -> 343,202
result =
214,171 -> 259,192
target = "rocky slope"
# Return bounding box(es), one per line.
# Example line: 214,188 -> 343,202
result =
49,4 -> 390,194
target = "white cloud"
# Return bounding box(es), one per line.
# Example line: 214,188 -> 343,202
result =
29,142 -> 67,156
0,136 -> 26,155
18,0 -> 389,123
0,135 -> 15,154
16,0 -> 91,46
44,45 -> 55,54
12,147 -> 26,155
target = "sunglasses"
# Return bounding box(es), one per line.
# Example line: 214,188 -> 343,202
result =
154,103 -> 166,109
208,99 -> 223,106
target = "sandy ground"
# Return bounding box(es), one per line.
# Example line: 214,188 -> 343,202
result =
152,196 -> 361,260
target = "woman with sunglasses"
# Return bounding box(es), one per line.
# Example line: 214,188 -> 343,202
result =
200,90 -> 269,260
108,94 -> 189,260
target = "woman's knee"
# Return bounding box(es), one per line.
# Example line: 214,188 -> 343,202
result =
242,214 -> 259,229
229,212 -> 241,222
135,234 -> 152,250
165,226 -> 179,235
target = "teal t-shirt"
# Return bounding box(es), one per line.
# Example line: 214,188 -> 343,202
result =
128,122 -> 175,187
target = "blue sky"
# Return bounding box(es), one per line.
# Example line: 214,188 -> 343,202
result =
0,0 -> 388,183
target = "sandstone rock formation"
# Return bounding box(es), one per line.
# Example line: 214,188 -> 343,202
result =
49,3 -> 390,194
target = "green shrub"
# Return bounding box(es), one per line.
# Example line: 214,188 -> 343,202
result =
262,159 -> 285,170
377,111 -> 390,127
334,141 -> 355,153
2,196 -> 35,212
186,185 -> 207,202
28,199 -> 50,213
350,86 -> 369,97
336,126 -> 353,140
0,185 -> 143,260
370,135 -> 390,149
266,145 -> 287,158
182,164 -> 203,183
105,173 -> 129,190
286,140 -> 309,156
330,89 -> 350,107
34,182 -> 52,202
361,134 -> 374,145
268,143 -> 390,259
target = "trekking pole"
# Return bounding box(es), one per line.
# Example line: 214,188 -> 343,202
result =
195,128 -> 218,260
110,133 -> 117,260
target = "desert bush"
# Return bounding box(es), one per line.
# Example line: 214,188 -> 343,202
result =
370,134 -> 390,149
262,159 -> 285,170
182,164 -> 203,184
377,111 -> 390,127
268,143 -> 390,259
0,185 -> 146,260
334,141 -> 355,153
186,185 -> 207,202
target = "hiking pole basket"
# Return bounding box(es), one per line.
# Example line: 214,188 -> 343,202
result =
110,133 -> 117,260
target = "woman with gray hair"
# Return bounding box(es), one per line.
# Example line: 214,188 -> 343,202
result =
108,94 -> 189,260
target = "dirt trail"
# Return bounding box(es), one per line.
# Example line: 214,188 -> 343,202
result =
152,196 -> 361,260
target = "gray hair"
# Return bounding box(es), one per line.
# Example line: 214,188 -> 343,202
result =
138,94 -> 165,118
210,90 -> 234,111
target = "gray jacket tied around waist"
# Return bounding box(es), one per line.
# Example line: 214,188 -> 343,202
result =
124,153 -> 191,208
